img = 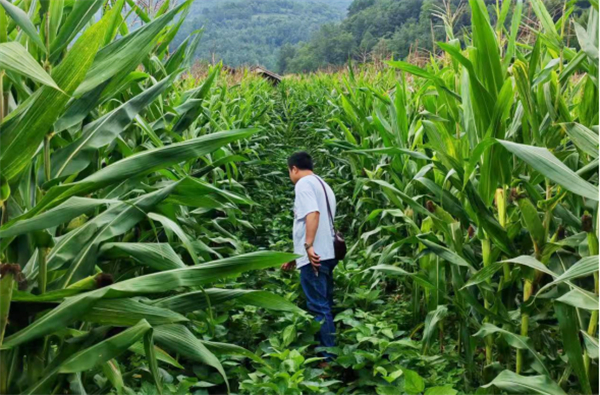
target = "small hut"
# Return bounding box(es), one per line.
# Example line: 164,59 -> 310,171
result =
251,66 -> 282,85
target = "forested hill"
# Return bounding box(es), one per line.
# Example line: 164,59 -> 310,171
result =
277,0 -> 589,74
174,0 -> 353,71
278,0 -> 475,73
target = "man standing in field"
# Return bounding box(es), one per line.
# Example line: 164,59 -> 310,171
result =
282,151 -> 338,362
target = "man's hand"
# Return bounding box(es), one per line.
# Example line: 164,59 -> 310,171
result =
307,246 -> 320,274
281,260 -> 296,271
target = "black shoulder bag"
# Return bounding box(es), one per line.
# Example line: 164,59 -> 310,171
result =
314,176 -> 347,260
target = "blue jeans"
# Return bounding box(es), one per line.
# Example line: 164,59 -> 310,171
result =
300,258 -> 337,360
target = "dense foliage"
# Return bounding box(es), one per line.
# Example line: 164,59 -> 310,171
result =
0,0 -> 599,394
174,0 -> 351,71
278,0 -> 591,73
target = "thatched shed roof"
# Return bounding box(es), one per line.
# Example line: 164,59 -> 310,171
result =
251,66 -> 282,85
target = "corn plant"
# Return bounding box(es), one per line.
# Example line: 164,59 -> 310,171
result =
0,1 -> 302,393
293,0 -> 599,393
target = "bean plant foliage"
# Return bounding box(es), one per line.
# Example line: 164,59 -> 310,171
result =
0,0 -> 598,395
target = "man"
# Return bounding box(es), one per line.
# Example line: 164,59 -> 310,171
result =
281,151 -> 337,361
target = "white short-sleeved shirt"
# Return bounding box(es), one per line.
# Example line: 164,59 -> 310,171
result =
293,174 -> 336,268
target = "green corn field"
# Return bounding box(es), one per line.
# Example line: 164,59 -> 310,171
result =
0,0 -> 598,394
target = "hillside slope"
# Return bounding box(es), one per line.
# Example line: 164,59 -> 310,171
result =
175,0 -> 353,71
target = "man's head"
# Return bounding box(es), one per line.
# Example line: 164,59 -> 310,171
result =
287,151 -> 313,184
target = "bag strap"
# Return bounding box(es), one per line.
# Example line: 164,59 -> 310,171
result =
314,175 -> 335,233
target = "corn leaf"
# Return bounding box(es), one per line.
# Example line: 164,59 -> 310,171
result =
0,42 -> 59,90
0,0 -> 45,51
49,0 -> 105,61
556,289 -> 599,310
51,73 -> 179,179
58,319 -> 151,373
498,140 -> 599,201
0,197 -> 118,239
154,324 -> 228,390
82,298 -> 189,326
555,302 -> 591,394
474,323 -> 550,376
100,243 -> 186,271
0,13 -> 108,182
152,288 -> 304,314
74,1 -> 189,96
482,370 -> 566,395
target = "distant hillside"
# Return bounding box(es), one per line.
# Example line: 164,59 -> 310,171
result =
278,0 -> 467,73
277,0 -> 591,74
175,0 -> 353,71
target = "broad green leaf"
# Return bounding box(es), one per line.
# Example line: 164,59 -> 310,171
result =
560,123 -> 599,158
503,256 -> 556,277
100,243 -> 186,271
0,42 -> 59,89
581,331 -> 599,359
168,176 -> 254,207
144,331 -> 162,395
516,198 -> 546,252
555,302 -> 591,394
1,250 -> 287,349
26,129 -> 258,217
369,264 -> 435,289
503,0 -> 523,71
104,0 -> 126,45
482,370 -> 567,395
436,41 -> 493,126
48,186 -> 177,287
82,298 -> 188,326
469,0 -> 503,95
49,0 -> 105,61
1,289 -> 106,349
422,305 -> 447,354
12,275 -> 98,302
0,197 -> 117,239
0,12 -> 108,181
98,251 -> 298,299
371,179 -> 432,218
425,386 -> 457,395
556,289 -> 599,310
152,288 -> 304,314
574,22 -> 599,64
125,0 -> 150,23
23,327 -> 110,395
346,147 -> 430,161
128,342 -> 184,369
154,324 -> 228,390
538,256 -> 599,294
415,177 -> 469,225
462,261 -> 504,289
498,140 -> 599,201
54,81 -> 108,133
51,73 -> 179,179
59,319 -> 151,373
418,237 -> 474,271
172,64 -> 220,133
74,1 -> 189,96
0,0 -> 45,51
200,339 -> 265,364
147,212 -> 200,265
0,266 -> 15,346
48,0 -> 64,43
403,369 -> 425,395
474,323 -> 549,375
102,360 -> 125,395
387,61 -> 437,80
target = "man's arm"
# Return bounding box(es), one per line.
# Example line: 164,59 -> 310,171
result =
305,211 -> 321,269
281,211 -> 319,272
